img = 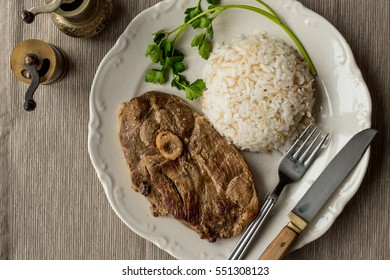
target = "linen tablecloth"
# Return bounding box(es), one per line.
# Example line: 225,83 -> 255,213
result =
1,0 -> 389,260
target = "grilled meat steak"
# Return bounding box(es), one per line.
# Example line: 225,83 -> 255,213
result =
118,91 -> 259,242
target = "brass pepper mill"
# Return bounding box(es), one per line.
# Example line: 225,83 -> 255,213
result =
10,39 -> 68,111
20,0 -> 113,38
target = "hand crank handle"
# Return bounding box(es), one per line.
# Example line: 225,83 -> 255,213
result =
23,55 -> 41,111
21,0 -> 63,23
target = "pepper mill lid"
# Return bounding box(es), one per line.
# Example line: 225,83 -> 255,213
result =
10,39 -> 68,111
21,0 -> 113,38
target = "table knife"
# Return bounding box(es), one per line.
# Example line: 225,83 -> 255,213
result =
259,128 -> 377,260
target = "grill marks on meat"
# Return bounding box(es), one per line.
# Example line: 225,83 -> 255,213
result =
118,91 -> 259,242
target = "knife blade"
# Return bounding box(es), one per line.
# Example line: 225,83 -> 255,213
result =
258,128 -> 377,260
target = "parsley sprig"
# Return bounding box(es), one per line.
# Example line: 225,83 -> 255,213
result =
145,0 -> 316,100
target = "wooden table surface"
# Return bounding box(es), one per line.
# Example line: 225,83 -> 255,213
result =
1,0 -> 389,260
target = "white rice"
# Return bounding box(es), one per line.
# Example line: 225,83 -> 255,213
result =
201,33 -> 315,152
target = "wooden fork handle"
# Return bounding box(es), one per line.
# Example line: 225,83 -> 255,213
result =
258,225 -> 299,260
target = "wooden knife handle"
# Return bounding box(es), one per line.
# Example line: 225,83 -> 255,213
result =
258,225 -> 299,260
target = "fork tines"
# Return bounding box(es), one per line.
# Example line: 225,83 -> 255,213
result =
287,123 -> 329,166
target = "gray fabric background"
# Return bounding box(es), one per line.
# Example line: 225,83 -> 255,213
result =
1,0 -> 389,260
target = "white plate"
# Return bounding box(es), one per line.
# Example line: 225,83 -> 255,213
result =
88,0 -> 372,259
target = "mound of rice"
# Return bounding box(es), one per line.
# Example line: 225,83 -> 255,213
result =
201,33 -> 315,152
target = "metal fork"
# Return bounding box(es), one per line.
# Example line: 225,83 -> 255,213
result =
228,123 -> 329,260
